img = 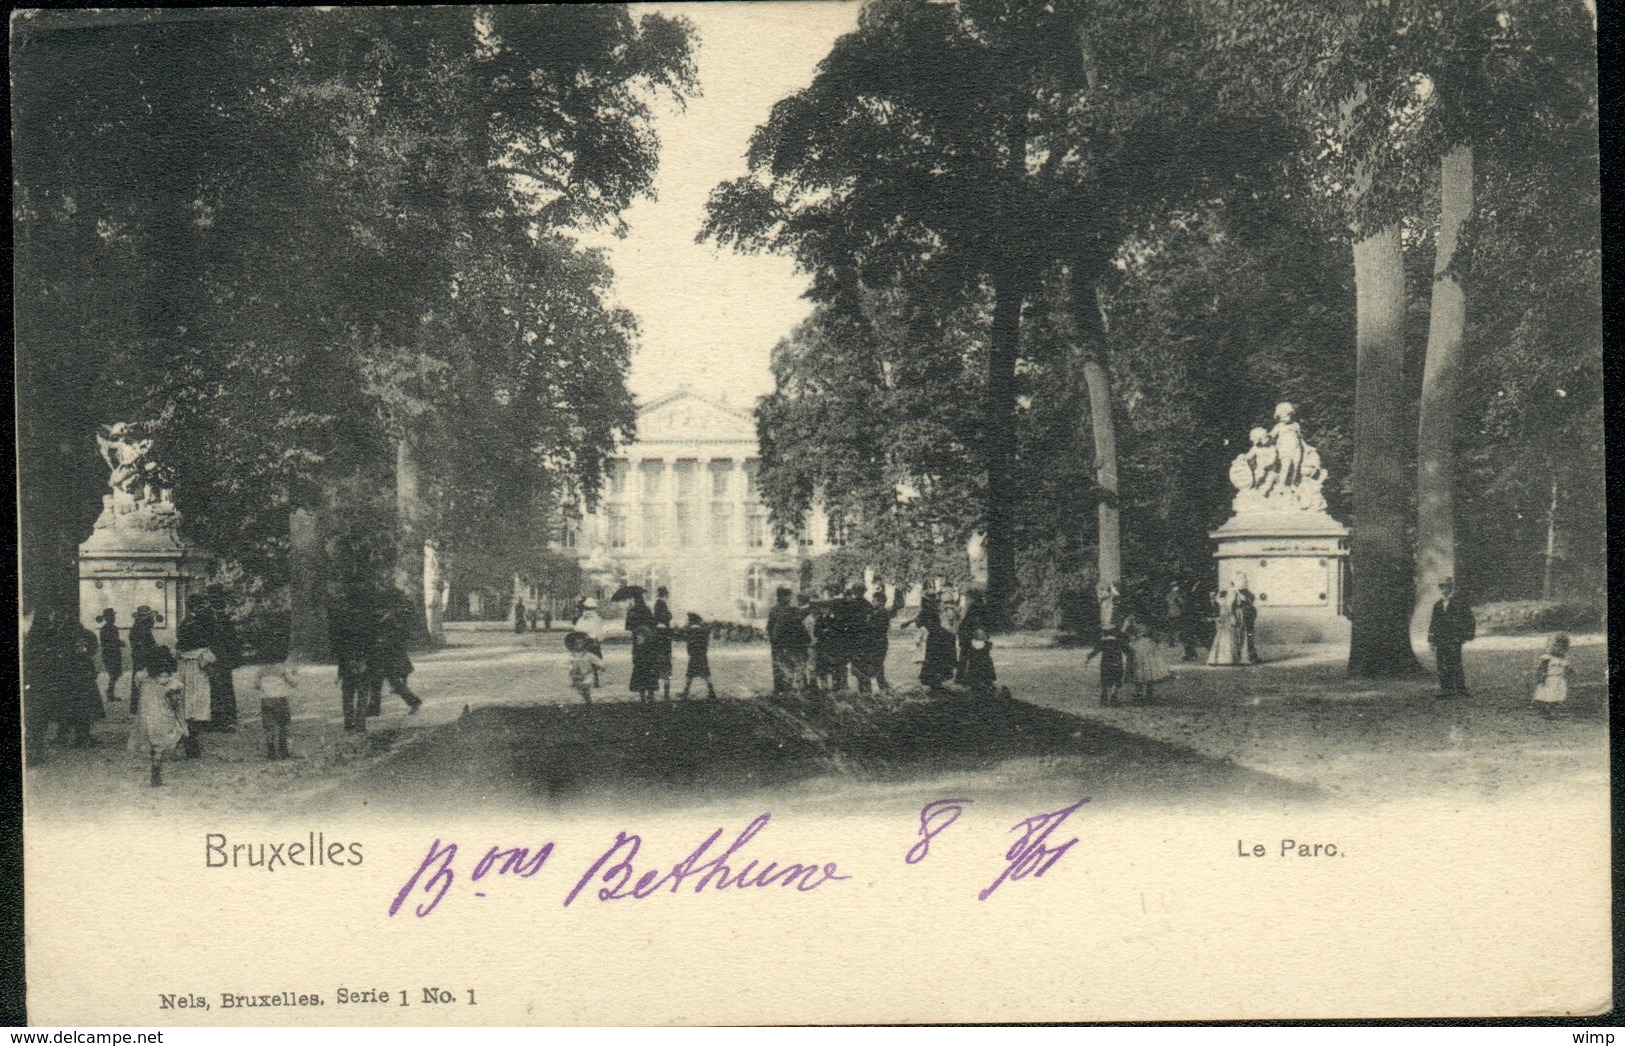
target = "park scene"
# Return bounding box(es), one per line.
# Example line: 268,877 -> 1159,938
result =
14,3 -> 1603,820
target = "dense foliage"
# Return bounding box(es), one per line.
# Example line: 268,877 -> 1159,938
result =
14,8 -> 696,625
712,0 -> 1599,638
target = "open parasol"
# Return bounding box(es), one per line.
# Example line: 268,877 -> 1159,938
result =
609,584 -> 646,602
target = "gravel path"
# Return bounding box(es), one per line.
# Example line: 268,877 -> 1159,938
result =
25,626 -> 1606,820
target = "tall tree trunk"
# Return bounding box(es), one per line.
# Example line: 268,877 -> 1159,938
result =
1082,358 -> 1121,625
286,506 -> 330,663
1348,225 -> 1421,677
1077,289 -> 1121,630
1542,474 -> 1559,601
1413,143 -> 1474,645
395,434 -> 433,646
983,265 -> 1025,627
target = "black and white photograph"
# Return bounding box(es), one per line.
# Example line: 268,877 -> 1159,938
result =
12,1 -> 1607,1027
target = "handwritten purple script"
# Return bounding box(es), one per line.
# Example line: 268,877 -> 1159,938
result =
904,796 -> 1089,900
390,813 -> 848,918
390,798 -> 1087,918
977,798 -> 1088,900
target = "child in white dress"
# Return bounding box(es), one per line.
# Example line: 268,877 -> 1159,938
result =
128,648 -> 185,786
565,631 -> 603,704
1532,632 -> 1571,716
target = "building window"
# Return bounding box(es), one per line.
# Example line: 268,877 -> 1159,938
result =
562,517 -> 580,550
675,504 -> 695,547
710,503 -> 733,546
709,459 -> 733,499
743,459 -> 760,499
675,459 -> 699,500
642,503 -> 665,547
744,565 -> 768,619
607,459 -> 629,497
825,516 -> 847,547
608,509 -> 628,549
798,526 -> 815,549
639,459 -> 666,498
746,511 -> 766,549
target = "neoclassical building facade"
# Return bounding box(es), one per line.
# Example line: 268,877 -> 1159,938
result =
558,387 -> 841,622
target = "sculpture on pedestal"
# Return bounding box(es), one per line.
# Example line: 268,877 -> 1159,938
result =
94,423 -> 181,533
1211,402 -> 1349,644
1227,403 -> 1329,516
81,424 -> 208,645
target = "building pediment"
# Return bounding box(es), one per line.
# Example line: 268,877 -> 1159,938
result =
634,387 -> 756,444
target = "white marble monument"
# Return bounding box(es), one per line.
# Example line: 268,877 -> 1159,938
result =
1209,403 -> 1349,643
78,424 -> 210,648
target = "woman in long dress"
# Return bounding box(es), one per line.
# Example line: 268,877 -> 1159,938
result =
175,612 -> 217,757
1206,590 -> 1244,666
914,598 -> 959,691
203,600 -> 241,730
625,593 -> 660,702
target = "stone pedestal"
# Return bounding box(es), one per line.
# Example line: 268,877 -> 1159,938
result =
79,495 -> 210,649
1210,512 -> 1349,644
1210,401 -> 1350,645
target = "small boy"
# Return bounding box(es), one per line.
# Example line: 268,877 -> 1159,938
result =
565,631 -> 602,704
675,612 -> 717,700
253,662 -> 298,760
1085,627 -> 1128,707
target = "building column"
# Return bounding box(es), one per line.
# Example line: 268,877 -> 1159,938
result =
627,455 -> 644,553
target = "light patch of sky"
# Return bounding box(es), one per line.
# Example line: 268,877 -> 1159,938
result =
584,2 -> 862,409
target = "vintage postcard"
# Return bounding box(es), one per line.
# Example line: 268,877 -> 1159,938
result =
14,1 -> 1607,1027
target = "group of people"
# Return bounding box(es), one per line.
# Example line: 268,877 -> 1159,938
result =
1086,611 -> 1177,707
558,579 -> 996,705
24,599 -> 243,785
765,583 -> 908,695
21,608 -> 106,756
327,581 -> 424,731
761,583 -> 1002,699
1082,579 -> 1258,706
1205,585 -> 1261,667
512,599 -> 553,634
562,586 -> 717,703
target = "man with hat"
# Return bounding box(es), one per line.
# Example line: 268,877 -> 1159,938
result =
97,608 -> 125,703
327,581 -> 375,732
1427,577 -> 1476,698
368,581 -> 423,717
128,606 -> 159,713
833,582 -> 871,691
857,585 -> 905,694
811,584 -> 844,691
767,586 -> 808,693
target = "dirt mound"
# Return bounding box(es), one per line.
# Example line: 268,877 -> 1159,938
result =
331,692 -> 1318,813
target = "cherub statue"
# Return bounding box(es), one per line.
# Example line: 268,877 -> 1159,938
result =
1270,402 -> 1305,487
1244,426 -> 1279,496
96,423 -> 154,508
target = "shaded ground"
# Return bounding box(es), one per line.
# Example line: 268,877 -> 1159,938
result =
23,624 -> 1607,819
328,691 -> 1315,815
